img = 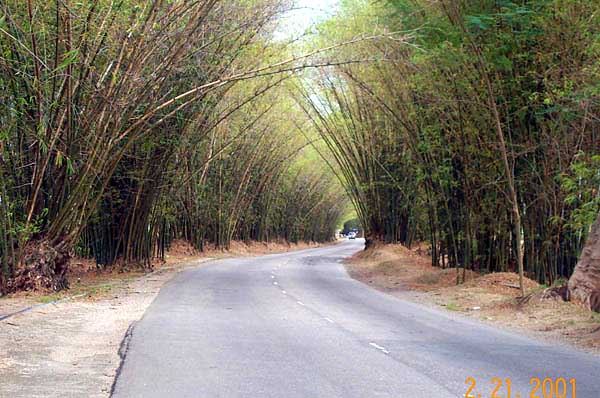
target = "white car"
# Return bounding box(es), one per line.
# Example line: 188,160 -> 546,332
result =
348,232 -> 357,240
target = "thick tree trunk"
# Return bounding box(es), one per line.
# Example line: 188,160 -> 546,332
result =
568,212 -> 600,312
4,240 -> 70,293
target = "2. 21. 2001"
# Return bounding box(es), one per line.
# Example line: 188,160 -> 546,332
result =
465,377 -> 577,398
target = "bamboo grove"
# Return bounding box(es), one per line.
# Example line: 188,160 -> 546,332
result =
0,0 -> 347,293
298,0 -> 600,286
1,0 -> 599,295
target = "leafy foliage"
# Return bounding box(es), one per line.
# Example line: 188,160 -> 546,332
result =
299,0 -> 600,283
0,0 -> 346,291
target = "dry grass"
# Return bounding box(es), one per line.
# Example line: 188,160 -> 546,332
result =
346,244 -> 600,354
346,244 -> 479,291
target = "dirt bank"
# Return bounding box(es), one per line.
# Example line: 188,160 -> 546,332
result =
346,244 -> 600,354
0,239 -> 324,398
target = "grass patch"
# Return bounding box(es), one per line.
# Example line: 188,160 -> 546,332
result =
85,283 -> 115,296
444,301 -> 462,312
37,293 -> 64,304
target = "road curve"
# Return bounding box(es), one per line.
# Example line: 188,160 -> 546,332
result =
112,240 -> 600,398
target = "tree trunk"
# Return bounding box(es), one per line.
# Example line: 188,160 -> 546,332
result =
568,212 -> 600,311
3,240 -> 70,293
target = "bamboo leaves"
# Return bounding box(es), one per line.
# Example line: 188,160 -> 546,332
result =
295,0 -> 600,286
0,0 -> 340,291
54,49 -> 79,73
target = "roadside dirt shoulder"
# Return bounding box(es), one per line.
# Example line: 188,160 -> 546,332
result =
345,244 -> 600,355
0,256 -> 213,398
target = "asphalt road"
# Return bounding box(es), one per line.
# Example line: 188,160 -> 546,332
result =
112,239 -> 600,398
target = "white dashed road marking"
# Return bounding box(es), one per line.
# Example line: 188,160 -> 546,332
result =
282,290 -> 287,295
297,301 -> 305,306
273,282 -> 278,286
323,317 -> 335,324
369,342 -> 390,354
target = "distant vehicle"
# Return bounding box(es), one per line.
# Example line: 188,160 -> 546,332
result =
348,232 -> 356,240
